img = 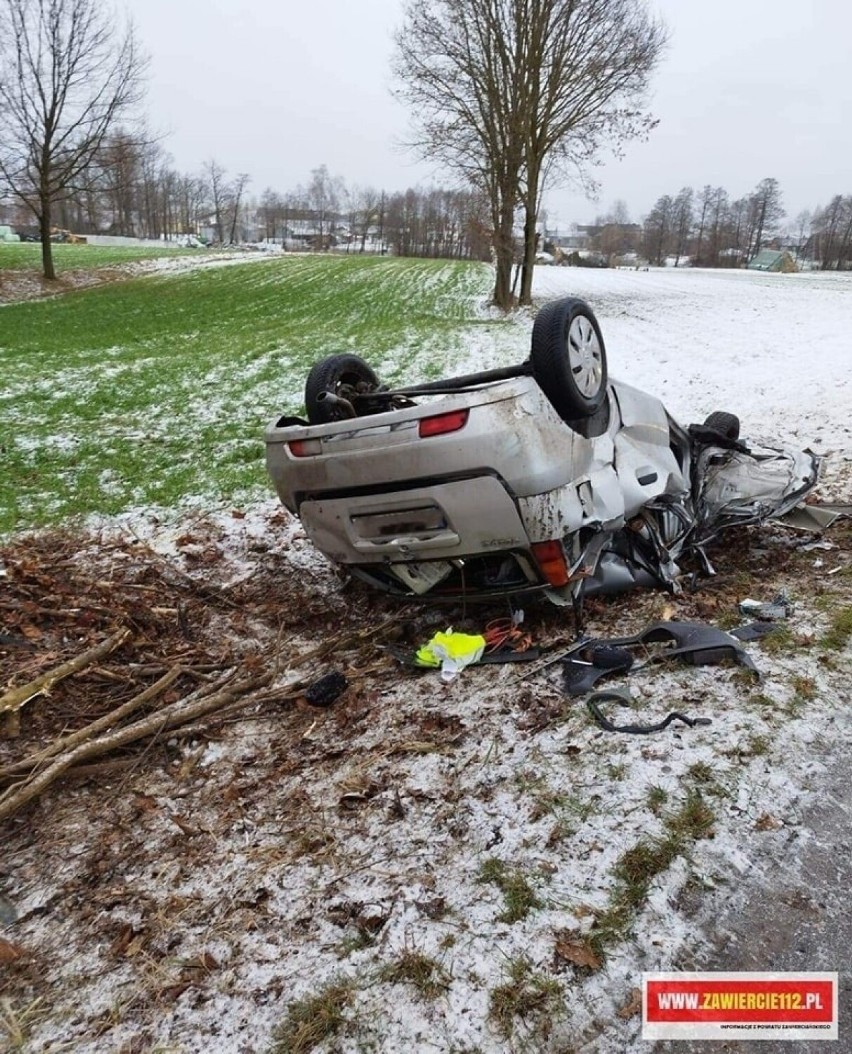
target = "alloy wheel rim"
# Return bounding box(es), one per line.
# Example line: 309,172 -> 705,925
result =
567,315 -> 603,397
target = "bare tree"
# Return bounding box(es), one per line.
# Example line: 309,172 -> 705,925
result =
97,130 -> 143,235
259,187 -> 283,243
693,185 -> 713,266
746,177 -> 784,261
671,186 -> 693,266
727,195 -> 750,264
0,0 -> 146,278
393,0 -> 531,307
394,0 -> 666,307
642,194 -> 673,265
307,164 -> 344,248
227,172 -> 251,244
515,0 -> 667,303
705,186 -> 728,265
350,185 -> 381,252
812,195 -> 852,270
792,209 -> 811,263
203,159 -> 230,244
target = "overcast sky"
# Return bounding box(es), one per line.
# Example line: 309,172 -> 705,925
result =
123,0 -> 850,229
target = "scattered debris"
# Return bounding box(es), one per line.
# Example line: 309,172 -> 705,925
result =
775,503 -> 849,532
0,937 -> 25,963
730,621 -> 781,643
563,621 -> 758,697
304,671 -> 348,708
1,497 -> 850,1054
586,689 -> 712,735
0,893 -> 17,926
554,930 -> 603,971
0,627 -> 131,719
739,593 -> 792,620
616,987 -> 643,1020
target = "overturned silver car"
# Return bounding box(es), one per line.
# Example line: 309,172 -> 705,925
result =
265,297 -> 818,606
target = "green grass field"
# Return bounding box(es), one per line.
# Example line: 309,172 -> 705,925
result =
0,254 -> 506,535
0,241 -> 200,272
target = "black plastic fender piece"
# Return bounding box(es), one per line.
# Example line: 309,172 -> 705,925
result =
562,620 -> 758,697
613,621 -> 759,672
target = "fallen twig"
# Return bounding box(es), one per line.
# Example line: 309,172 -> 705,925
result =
0,628 -> 132,716
0,666 -> 182,781
285,615 -> 399,671
0,669 -> 272,822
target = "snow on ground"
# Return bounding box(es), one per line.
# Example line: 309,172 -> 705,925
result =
530,266 -> 852,457
2,264 -> 851,1054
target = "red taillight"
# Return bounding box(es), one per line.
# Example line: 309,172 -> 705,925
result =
530,540 -> 571,587
418,409 -> 469,438
288,439 -> 321,457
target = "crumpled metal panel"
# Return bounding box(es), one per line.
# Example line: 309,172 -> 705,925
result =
518,380 -> 689,543
694,444 -> 819,537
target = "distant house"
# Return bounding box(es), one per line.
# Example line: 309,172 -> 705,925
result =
748,249 -> 797,273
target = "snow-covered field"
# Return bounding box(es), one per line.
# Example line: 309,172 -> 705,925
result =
1,262 -> 851,1054
530,266 -> 852,458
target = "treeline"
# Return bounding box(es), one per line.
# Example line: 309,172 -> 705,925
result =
637,178 -> 851,269
31,134 -> 490,260
24,135 -> 852,270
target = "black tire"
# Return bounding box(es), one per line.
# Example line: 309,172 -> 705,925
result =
703,411 -> 740,441
530,297 -> 608,421
304,353 -> 380,425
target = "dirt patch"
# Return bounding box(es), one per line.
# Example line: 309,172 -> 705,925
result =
0,265 -> 152,304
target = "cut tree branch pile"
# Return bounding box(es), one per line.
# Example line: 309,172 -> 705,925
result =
0,524 -> 409,825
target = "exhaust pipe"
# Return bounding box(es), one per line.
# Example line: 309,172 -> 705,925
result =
316,391 -> 356,418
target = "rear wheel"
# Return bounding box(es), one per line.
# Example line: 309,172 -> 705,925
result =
703,411 -> 740,441
530,297 -> 608,422
305,353 -> 380,425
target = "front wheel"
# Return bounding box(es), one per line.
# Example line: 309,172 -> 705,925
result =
530,297 -> 608,421
703,411 -> 740,441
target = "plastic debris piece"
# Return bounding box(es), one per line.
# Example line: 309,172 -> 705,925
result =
562,620 -> 758,697
738,593 -> 791,621
731,622 -> 780,643
304,671 -> 348,708
800,540 -> 838,553
589,645 -> 633,671
586,689 -> 712,735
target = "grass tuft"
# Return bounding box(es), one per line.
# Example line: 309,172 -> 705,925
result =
820,607 -> 852,652
477,858 -> 541,923
646,784 -> 668,814
790,674 -> 817,701
488,956 -> 562,1039
379,949 -> 451,999
270,980 -> 353,1054
590,790 -> 715,959
757,624 -> 795,654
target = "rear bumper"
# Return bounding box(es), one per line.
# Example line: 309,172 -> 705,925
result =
297,474 -> 529,565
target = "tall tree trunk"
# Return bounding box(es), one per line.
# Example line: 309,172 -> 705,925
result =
492,196 -> 515,309
519,195 -> 538,306
39,195 -> 56,280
